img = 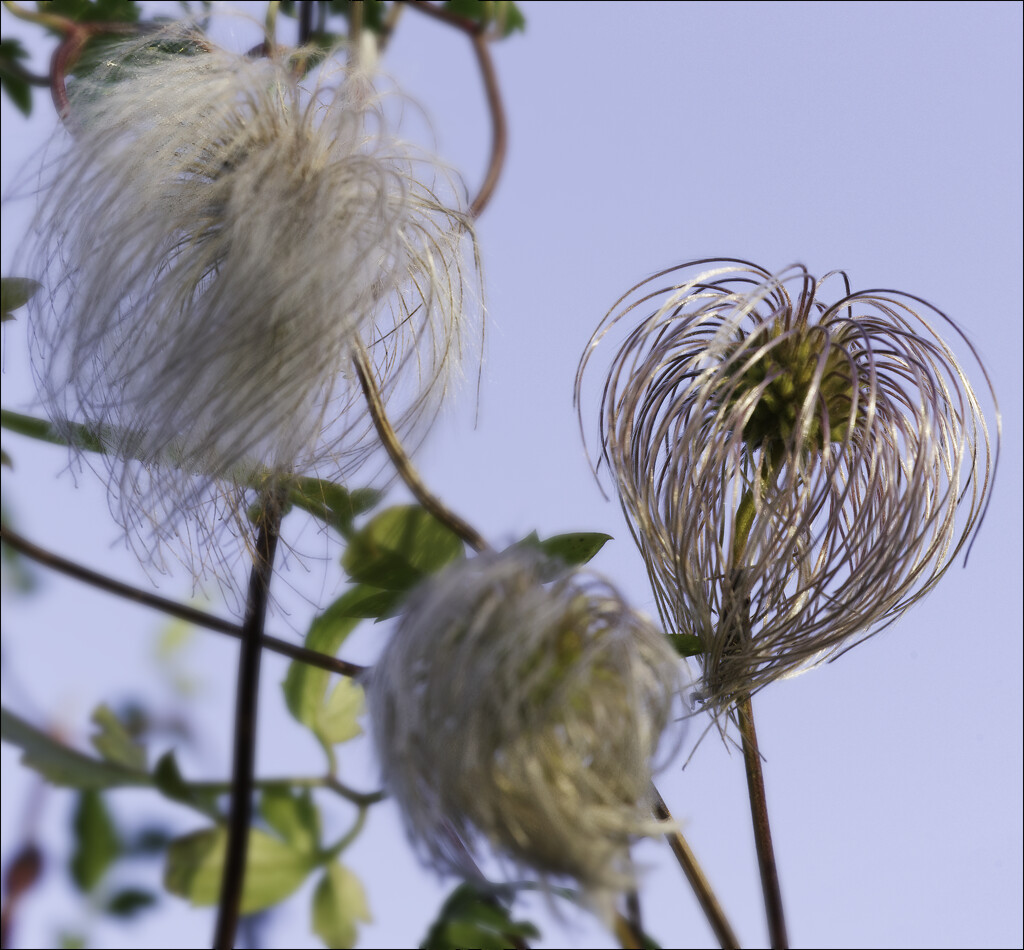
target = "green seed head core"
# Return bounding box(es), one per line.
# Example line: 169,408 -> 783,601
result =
723,320 -> 862,459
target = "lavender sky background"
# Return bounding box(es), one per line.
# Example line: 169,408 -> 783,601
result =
1,2 -> 1022,948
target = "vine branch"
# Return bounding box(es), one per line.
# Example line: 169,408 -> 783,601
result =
651,784 -> 740,949
352,344 -> 490,553
405,0 -> 507,218
0,526 -> 367,679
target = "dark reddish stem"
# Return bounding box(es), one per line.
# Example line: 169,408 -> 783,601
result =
0,526 -> 366,679
405,0 -> 507,218
212,497 -> 284,950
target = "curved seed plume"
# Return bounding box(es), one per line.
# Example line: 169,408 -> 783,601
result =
576,259 -> 998,713
369,548 -> 686,916
24,24 -> 482,578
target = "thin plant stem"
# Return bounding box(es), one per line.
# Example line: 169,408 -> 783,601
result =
612,910 -> 644,950
352,344 -> 490,553
736,694 -> 787,949
0,526 -> 367,679
729,487 -> 788,948
651,784 -> 740,949
404,0 -> 507,218
190,776 -> 385,807
212,494 -> 284,950
466,31 -> 506,218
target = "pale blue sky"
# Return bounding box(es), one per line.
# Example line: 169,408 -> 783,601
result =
2,3 -> 1021,948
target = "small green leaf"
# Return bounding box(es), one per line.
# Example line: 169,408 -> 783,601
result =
421,883 -> 539,950
290,478 -> 381,537
537,532 -> 612,566
282,593 -> 362,731
1,278 -> 41,320
0,41 -> 33,116
332,583 -> 405,620
671,634 -> 705,658
442,0 -> 526,36
1,448 -> 12,469
152,751 -> 220,819
70,791 -> 120,892
90,704 -> 146,771
105,887 -> 157,918
312,862 -> 371,950
317,679 -> 364,746
1,707 -> 149,789
260,787 -> 320,854
165,827 -> 314,914
342,505 -> 464,591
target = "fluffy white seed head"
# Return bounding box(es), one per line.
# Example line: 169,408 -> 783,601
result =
577,260 -> 997,714
369,548 -> 685,908
24,26 -> 481,574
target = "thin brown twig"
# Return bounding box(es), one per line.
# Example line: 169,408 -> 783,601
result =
613,910 -> 644,950
651,784 -> 740,949
736,695 -> 787,949
0,526 -> 367,679
404,0 -> 507,218
48,20 -> 142,119
213,495 -> 283,950
352,344 -> 490,553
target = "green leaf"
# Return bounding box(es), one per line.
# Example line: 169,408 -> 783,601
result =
342,505 -> 464,591
290,478 -> 381,537
331,583 -> 405,620
1,278 -> 41,320
510,531 -> 613,579
671,634 -> 705,658
164,826 -> 314,914
90,704 -> 146,771
421,883 -> 539,950
317,679 -> 364,745
282,593 -> 362,731
0,409 -> 106,454
105,887 -> 157,918
260,787 -> 320,855
70,791 -> 120,892
0,40 -> 33,116
151,750 -> 220,819
1,707 -> 150,789
442,0 -> 526,36
312,862 -> 371,950
537,532 -> 613,566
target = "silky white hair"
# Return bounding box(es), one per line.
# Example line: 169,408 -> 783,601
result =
24,25 -> 482,576
369,548 -> 685,915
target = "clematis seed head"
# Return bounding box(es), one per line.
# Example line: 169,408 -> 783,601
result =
22,23 -> 482,577
577,260 -> 998,714
368,548 -> 685,911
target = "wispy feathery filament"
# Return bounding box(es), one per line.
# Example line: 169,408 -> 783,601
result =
369,549 -> 685,911
24,25 -> 482,575
576,260 -> 997,712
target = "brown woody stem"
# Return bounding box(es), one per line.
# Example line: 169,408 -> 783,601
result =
652,784 -> 740,949
352,345 -> 489,553
736,694 -> 787,949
